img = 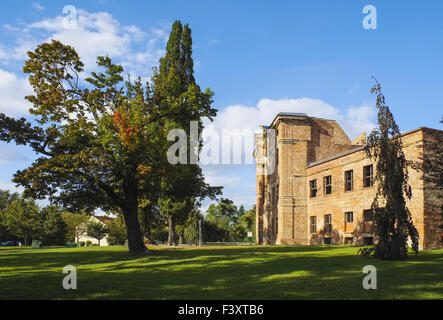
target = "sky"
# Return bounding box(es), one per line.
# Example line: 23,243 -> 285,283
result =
0,0 -> 442,212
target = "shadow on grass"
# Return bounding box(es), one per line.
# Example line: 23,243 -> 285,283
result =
1,246 -> 442,300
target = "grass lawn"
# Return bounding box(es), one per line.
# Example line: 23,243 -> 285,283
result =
0,245 -> 442,300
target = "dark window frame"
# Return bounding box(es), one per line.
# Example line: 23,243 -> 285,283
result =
363,164 -> 374,188
345,211 -> 354,223
324,214 -> 332,233
310,216 -> 317,234
324,175 -> 332,195
310,180 -> 317,198
344,170 -> 353,191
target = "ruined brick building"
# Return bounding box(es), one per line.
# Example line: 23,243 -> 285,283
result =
254,113 -> 442,249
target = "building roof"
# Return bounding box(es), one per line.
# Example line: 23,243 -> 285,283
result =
307,126 -> 443,168
307,146 -> 365,167
93,215 -> 115,224
260,112 -> 308,129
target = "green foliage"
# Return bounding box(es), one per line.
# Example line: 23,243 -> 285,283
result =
3,198 -> 40,245
0,190 -> 20,241
38,205 -> 67,245
357,247 -> 375,258
86,221 -> 109,246
107,216 -> 127,245
151,228 -> 168,242
62,212 -> 90,243
204,199 -> 255,242
365,78 -> 419,260
0,21 -> 221,254
153,21 -> 221,245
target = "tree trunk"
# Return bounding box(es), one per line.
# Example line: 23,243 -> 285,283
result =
142,206 -> 155,243
122,176 -> 148,254
168,216 -> 177,246
178,228 -> 184,245
123,205 -> 147,254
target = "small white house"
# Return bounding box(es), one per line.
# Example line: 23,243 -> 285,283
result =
77,215 -> 114,246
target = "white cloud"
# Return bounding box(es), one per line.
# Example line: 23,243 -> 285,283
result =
31,2 -> 45,11
1,9 -> 168,77
0,181 -> 24,195
0,69 -> 33,116
0,9 -> 169,116
201,97 -> 376,166
200,98 -> 376,208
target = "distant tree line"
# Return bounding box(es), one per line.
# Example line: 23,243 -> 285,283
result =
0,189 -> 127,246
0,189 -> 254,246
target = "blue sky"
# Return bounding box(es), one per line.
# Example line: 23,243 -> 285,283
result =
0,0 -> 442,211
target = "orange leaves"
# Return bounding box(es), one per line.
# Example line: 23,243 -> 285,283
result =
113,110 -> 138,148
137,164 -> 152,175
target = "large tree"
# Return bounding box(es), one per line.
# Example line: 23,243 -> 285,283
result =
153,21 -> 221,243
62,212 -> 90,243
86,221 -> 109,247
365,78 -> 419,260
0,22 -> 218,254
3,198 -> 40,246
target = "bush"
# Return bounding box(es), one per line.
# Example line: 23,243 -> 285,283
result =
358,247 -> 375,258
78,242 -> 85,247
151,228 -> 168,242
85,240 -> 92,246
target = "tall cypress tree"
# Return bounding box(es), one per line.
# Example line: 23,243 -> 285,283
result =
365,78 -> 419,260
151,21 -> 220,245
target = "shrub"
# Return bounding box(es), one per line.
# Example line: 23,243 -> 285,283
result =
151,228 -> 168,242
358,247 -> 375,258
85,240 -> 92,246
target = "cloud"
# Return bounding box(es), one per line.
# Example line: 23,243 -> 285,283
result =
0,181 -> 24,195
31,2 -> 45,11
1,8 -> 168,78
0,69 -> 33,116
0,9 -> 169,116
201,97 -> 376,166
199,97 -> 376,209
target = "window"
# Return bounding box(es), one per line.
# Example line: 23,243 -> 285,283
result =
345,212 -> 354,223
324,175 -> 332,195
324,237 -> 332,245
363,165 -> 374,187
310,180 -> 317,198
345,237 -> 354,245
324,214 -> 332,233
363,237 -> 373,245
310,216 -> 317,234
344,170 -> 353,191
363,209 -> 374,221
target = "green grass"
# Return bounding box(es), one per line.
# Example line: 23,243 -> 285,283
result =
0,245 -> 442,299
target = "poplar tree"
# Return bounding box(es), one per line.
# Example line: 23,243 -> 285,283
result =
153,21 -> 220,243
